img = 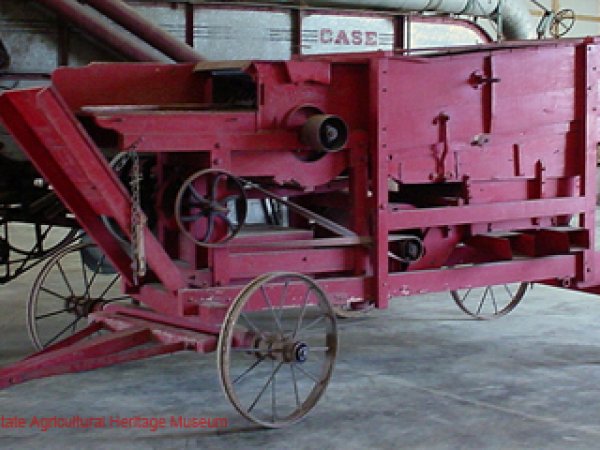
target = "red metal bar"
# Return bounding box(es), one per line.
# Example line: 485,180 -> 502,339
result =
0,309 -> 221,389
0,87 -> 186,296
82,0 -> 203,63
371,57 -> 390,308
388,197 -> 587,230
389,255 -> 578,297
35,0 -> 166,62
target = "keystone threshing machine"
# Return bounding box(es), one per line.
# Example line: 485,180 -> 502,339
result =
0,5 -> 598,428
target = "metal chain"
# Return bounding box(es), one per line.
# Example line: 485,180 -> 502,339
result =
128,147 -> 146,284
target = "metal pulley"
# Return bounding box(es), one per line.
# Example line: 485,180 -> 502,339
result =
300,114 -> 348,153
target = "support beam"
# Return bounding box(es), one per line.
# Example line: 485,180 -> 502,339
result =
82,0 -> 203,62
36,0 -> 167,62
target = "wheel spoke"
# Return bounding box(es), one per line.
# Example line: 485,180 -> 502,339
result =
98,275 -> 121,300
44,316 -> 82,347
239,312 -> 264,338
476,287 -> 489,315
460,288 -> 472,303
39,286 -> 68,301
210,173 -> 226,201
233,357 -> 264,384
201,212 -> 216,243
247,362 -> 283,413
489,286 -> 498,314
298,315 -> 325,336
35,308 -> 70,320
292,287 -> 313,338
290,364 -> 300,407
277,280 -> 289,323
188,185 -> 208,204
503,284 -> 513,299
81,255 -> 90,299
56,261 -> 75,297
294,363 -> 319,384
261,286 -> 283,333
83,254 -> 106,299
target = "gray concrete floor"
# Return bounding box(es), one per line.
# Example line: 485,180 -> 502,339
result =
3,234 -> 600,449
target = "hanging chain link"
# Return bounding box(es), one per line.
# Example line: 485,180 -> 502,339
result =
128,146 -> 147,284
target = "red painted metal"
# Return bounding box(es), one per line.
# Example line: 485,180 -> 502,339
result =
0,37 -> 599,391
0,310 -> 215,389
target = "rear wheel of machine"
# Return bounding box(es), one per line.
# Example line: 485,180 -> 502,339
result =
27,242 -> 130,350
217,272 -> 337,428
451,283 -> 529,320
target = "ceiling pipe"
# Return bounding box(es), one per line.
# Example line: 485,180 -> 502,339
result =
36,0 -> 167,62
80,0 -> 204,62
253,0 -> 535,40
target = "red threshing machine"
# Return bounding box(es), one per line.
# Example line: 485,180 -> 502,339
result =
0,36 -> 598,427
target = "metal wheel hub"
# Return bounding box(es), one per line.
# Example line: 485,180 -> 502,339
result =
64,296 -> 101,317
292,342 -> 309,364
250,335 -> 309,364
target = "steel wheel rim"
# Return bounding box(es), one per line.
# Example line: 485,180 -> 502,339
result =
217,272 -> 337,428
451,283 -> 529,320
27,242 -> 128,350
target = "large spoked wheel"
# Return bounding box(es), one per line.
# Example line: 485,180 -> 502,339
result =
451,283 -> 529,320
175,169 -> 247,248
0,221 -> 78,283
217,272 -> 337,428
27,242 -> 130,350
550,9 -> 575,38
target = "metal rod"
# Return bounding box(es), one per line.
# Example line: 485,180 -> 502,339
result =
36,0 -> 166,62
81,0 -> 204,62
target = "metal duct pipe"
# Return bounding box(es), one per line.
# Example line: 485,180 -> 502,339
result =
81,0 -> 203,62
258,0 -> 535,40
36,0 -> 167,62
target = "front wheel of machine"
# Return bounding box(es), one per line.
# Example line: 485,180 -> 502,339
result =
217,272 -> 337,428
27,242 -> 130,350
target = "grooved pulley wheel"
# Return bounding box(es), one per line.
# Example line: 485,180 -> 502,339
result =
217,272 -> 337,428
175,169 -> 247,247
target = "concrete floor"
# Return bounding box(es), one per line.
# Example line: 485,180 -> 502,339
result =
3,236 -> 600,449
